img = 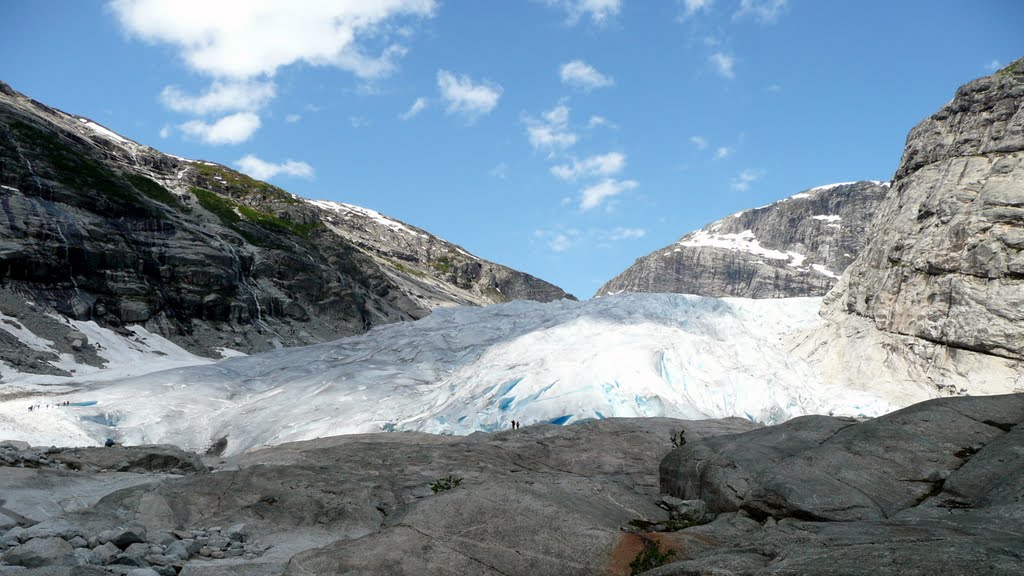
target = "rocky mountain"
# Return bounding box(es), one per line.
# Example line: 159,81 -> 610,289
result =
0,80 -> 572,368
597,181 -> 889,298
822,58 -> 1024,361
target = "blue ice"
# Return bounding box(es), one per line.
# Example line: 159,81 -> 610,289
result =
495,377 -> 523,397
549,414 -> 573,426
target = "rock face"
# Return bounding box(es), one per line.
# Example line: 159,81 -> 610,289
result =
824,58 -> 1024,360
3,396 -> 1023,575
0,418 -> 758,576
597,181 -> 889,298
0,80 -> 572,363
655,393 -> 1024,575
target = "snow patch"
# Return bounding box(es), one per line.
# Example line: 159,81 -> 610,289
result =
812,215 -> 842,223
680,230 -> 791,262
82,120 -> 131,145
811,264 -> 840,279
309,199 -> 426,238
808,182 -> 857,193
0,312 -> 55,353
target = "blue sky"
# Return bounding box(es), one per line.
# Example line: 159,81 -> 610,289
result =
1,1 -> 1020,299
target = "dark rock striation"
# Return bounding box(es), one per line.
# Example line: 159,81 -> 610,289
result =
824,58 -> 1024,360
0,80 -> 572,364
597,181 -> 889,298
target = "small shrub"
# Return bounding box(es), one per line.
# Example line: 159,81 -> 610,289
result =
670,429 -> 686,448
629,539 -> 676,575
430,475 -> 463,493
430,256 -> 455,274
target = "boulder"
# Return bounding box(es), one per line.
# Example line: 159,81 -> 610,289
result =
109,528 -> 146,550
1,537 -> 75,568
92,542 -> 120,564
660,394 -> 1024,521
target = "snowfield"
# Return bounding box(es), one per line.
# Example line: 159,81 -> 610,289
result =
0,294 -> 905,455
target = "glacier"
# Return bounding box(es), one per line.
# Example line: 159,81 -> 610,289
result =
0,294 -> 901,455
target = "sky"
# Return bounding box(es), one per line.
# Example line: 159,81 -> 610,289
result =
1,1 -> 1021,299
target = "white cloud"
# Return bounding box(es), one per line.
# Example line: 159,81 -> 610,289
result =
610,227 -> 646,240
437,70 -> 502,120
588,115 -> 611,128
235,154 -> 314,180
715,146 -> 732,159
709,52 -> 735,79
985,59 -> 1002,72
690,135 -> 708,150
580,178 -> 637,211
680,0 -> 713,19
160,80 -> 276,115
560,59 -> 614,91
525,104 -> 577,155
179,112 -> 261,145
551,152 -> 626,181
545,0 -> 621,25
534,228 -> 582,253
285,113 -> 301,123
733,0 -> 788,24
109,0 -> 436,80
158,124 -> 170,139
731,168 -> 765,191
400,96 -> 428,120
490,162 -> 508,179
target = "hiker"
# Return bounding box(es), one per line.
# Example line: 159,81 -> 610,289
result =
104,438 -> 115,447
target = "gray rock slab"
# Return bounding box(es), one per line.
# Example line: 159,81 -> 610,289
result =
2,537 -> 75,568
661,394 -> 1024,521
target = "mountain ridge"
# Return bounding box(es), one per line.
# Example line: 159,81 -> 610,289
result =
596,180 -> 890,298
0,79 -> 573,369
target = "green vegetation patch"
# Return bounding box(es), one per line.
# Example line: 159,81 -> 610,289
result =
192,187 -> 240,225
9,121 -> 159,218
237,205 -> 320,238
629,540 -> 676,575
193,162 -> 299,204
125,173 -> 186,211
430,255 -> 456,274
430,475 -> 463,493
385,258 -> 426,277
191,186 -> 320,247
481,286 -> 507,303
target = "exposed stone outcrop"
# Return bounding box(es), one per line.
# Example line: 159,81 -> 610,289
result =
824,58 -> 1024,360
0,80 -> 572,364
4,396 -> 1024,575
654,393 -> 1024,575
597,181 -> 889,298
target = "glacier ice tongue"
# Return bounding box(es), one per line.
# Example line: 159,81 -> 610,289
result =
0,294 -> 900,455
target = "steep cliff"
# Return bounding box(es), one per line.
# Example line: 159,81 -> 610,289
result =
597,181 -> 889,298
823,58 -> 1024,361
0,80 -> 572,370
